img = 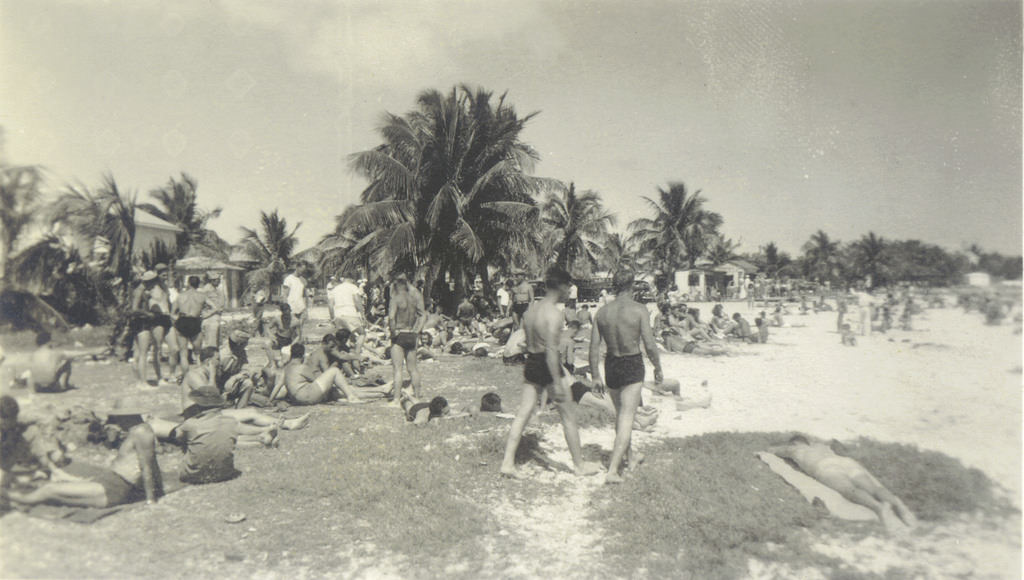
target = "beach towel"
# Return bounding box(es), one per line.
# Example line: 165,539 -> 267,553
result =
12,479 -> 190,525
756,452 -> 877,521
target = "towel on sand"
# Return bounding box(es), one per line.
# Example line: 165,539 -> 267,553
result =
11,479 -> 189,525
756,452 -> 877,521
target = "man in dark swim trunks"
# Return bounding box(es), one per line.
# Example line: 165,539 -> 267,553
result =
173,276 -> 208,377
500,267 -> 600,479
510,276 -> 534,331
590,269 -> 664,484
388,273 -> 426,402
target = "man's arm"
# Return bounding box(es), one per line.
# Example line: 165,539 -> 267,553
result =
388,295 -> 398,336
413,293 -> 427,334
588,312 -> 605,396
639,306 -> 663,383
131,424 -> 163,503
268,369 -> 288,402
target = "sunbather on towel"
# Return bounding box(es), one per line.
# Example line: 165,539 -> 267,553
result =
770,435 -> 917,533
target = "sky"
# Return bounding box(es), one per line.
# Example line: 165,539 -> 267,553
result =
2,0 -> 1021,256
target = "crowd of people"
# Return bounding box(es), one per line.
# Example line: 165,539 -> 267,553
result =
1,260 -> 988,527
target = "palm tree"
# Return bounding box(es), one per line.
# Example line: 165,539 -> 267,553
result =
850,232 -> 888,287
628,182 -> 723,274
801,230 -> 841,282
139,173 -> 225,259
706,234 -> 739,267
49,175 -> 139,292
340,85 -> 554,303
0,164 -> 43,281
240,209 -> 300,296
600,232 -> 638,272
542,183 -> 616,276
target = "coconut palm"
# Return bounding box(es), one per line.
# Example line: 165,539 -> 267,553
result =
139,173 -> 225,259
48,175 -> 139,292
600,232 -> 639,272
0,164 -> 43,281
542,183 -> 616,276
240,209 -> 300,295
850,231 -> 889,287
628,182 -> 723,274
801,230 -> 841,282
706,234 -> 740,267
340,85 -> 553,302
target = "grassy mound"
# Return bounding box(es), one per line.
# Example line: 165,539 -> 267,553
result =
591,432 -> 1015,579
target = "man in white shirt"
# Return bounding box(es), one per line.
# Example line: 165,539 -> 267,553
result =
496,283 -> 511,318
329,275 -> 366,356
568,282 -> 579,308
282,268 -> 307,341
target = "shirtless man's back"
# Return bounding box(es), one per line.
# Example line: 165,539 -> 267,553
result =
590,270 -> 662,484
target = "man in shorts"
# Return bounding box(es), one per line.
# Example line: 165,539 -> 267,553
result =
590,269 -> 664,484
500,267 -> 599,479
329,274 -> 367,356
510,276 -> 534,331
173,276 -> 208,377
388,273 -> 426,402
281,267 -> 307,341
269,344 -> 388,405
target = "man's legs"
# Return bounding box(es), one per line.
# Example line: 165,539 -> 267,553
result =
500,383 -> 539,477
150,326 -> 165,382
605,382 -> 644,483
551,385 -> 599,476
5,481 -> 108,508
135,331 -> 152,386
853,474 -> 918,528
221,408 -> 310,430
390,344 -> 406,404
55,358 -> 72,390
405,348 -> 421,398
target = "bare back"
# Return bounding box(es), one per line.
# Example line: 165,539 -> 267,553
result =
523,300 -> 561,355
176,289 -> 206,317
594,297 -> 647,357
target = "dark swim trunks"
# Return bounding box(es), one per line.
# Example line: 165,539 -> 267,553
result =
523,352 -> 564,386
129,313 -> 155,335
151,313 -> 172,330
604,353 -> 645,390
64,461 -> 139,507
683,341 -> 697,354
512,302 -> 529,317
392,331 -> 418,352
175,316 -> 203,340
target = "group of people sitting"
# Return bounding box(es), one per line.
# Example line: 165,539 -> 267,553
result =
651,302 -> 771,355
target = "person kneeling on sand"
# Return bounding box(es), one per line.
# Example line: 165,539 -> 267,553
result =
770,435 -> 917,534
269,344 -> 389,405
4,397 -> 163,508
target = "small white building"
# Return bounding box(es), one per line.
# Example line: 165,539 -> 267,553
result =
134,210 -> 181,257
965,271 -> 991,287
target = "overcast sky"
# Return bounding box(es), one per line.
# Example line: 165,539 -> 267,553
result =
2,0 -> 1020,255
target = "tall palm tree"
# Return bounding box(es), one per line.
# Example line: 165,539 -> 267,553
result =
240,209 -> 300,295
628,182 -> 723,274
802,230 -> 840,282
49,175 -> 138,293
850,231 -> 888,287
0,164 -> 43,281
542,183 -> 616,276
600,232 -> 638,272
139,173 -> 225,259
340,85 -> 554,303
706,234 -> 739,267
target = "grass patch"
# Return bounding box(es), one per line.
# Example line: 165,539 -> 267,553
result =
591,431 -> 1018,579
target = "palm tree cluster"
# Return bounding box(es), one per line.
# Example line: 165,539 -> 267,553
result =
627,182 -> 725,274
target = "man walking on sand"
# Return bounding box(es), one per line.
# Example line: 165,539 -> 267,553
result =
388,273 -> 426,403
501,267 -> 600,479
590,269 -> 664,484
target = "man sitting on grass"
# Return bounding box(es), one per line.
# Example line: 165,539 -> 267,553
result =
5,332 -> 73,393
269,344 -> 389,405
770,435 -> 918,534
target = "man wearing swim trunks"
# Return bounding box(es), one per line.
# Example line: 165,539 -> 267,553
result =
501,267 -> 599,479
771,435 -> 917,533
130,271 -> 168,388
173,276 -> 208,378
388,273 -> 426,402
269,344 -> 388,405
510,276 -> 534,330
590,269 -> 663,484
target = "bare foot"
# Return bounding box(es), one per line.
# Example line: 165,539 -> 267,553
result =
573,462 -> 601,476
625,453 -> 646,472
880,504 -> 909,535
283,412 -> 311,430
604,471 -> 625,484
500,466 -> 528,480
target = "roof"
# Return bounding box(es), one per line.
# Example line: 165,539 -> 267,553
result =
229,247 -> 257,263
135,210 -> 182,232
176,256 -> 245,271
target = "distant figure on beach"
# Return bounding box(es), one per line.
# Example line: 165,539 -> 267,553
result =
840,324 -> 857,346
770,435 -> 917,534
510,277 -> 534,331
501,267 -> 599,479
590,269 -> 664,484
389,273 -> 426,401
10,332 -> 73,393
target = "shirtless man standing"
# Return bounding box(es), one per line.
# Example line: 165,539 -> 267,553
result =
173,276 -> 207,376
590,269 -> 663,484
510,276 -> 534,331
500,267 -> 599,479
389,273 -> 426,402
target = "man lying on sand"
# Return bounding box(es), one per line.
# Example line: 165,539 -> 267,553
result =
4,397 -> 163,508
501,267 -> 600,479
401,394 -> 450,425
590,269 -> 664,484
770,435 -> 918,534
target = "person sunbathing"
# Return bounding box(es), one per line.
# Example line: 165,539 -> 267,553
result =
770,435 -> 917,533
269,344 -> 388,405
729,313 -> 755,342
4,399 -> 162,508
710,304 -> 736,336
401,394 -> 450,425
4,331 -> 73,393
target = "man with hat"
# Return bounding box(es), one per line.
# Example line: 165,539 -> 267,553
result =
4,396 -> 163,508
218,329 -> 256,407
200,272 -> 225,349
168,387 -> 240,484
